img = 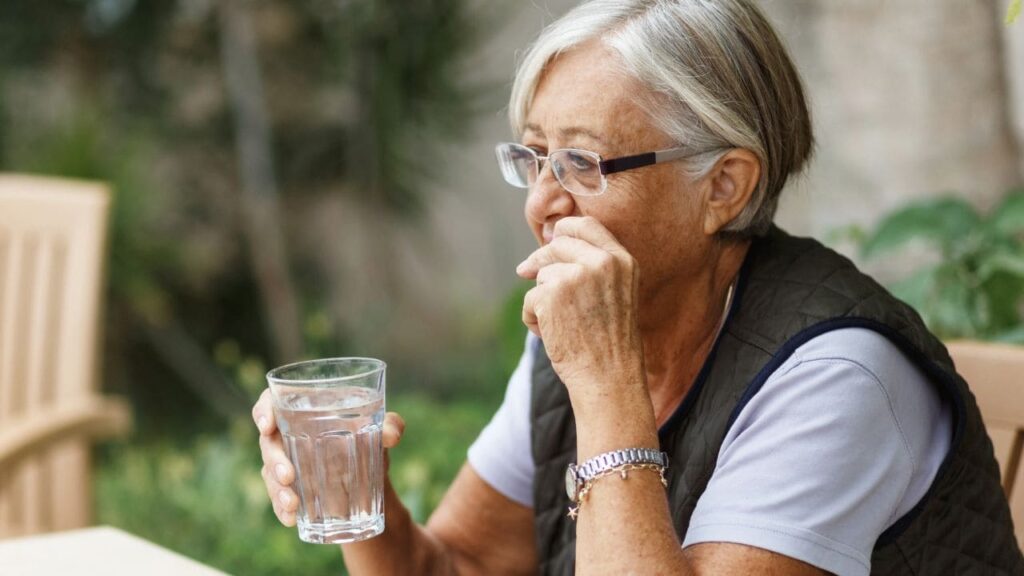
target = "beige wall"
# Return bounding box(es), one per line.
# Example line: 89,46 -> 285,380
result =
765,0 -> 1022,236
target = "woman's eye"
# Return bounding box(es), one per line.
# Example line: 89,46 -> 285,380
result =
510,147 -> 534,161
567,152 -> 597,171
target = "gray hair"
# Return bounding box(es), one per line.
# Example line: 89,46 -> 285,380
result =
509,0 -> 813,237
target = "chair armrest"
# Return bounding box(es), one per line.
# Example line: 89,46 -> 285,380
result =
0,396 -> 132,468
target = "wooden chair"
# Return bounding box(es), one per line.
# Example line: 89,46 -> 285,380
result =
947,340 -> 1024,549
0,174 -> 131,539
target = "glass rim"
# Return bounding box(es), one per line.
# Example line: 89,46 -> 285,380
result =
266,356 -> 386,386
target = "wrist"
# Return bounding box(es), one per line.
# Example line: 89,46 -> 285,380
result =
563,358 -> 646,412
572,387 -> 659,462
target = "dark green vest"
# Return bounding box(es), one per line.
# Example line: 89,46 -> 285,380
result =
530,228 -> 1024,575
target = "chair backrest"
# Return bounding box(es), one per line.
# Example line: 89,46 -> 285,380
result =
947,340 -> 1024,549
0,174 -> 111,538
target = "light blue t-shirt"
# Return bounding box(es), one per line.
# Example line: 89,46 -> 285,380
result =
467,328 -> 952,576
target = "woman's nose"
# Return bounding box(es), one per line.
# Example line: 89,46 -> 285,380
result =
525,162 -> 575,227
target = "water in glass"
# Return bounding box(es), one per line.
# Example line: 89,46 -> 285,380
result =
274,386 -> 385,544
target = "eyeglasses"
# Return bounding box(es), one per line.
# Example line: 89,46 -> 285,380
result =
495,142 -> 695,197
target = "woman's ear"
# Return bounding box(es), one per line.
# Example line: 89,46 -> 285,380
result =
702,148 -> 761,236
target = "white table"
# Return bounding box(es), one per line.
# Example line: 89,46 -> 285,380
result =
0,526 -> 231,575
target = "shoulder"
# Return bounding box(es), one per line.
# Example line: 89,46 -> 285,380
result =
684,327 -> 952,575
777,327 -> 921,375
767,328 -> 947,436
742,327 -> 950,479
727,327 -> 943,478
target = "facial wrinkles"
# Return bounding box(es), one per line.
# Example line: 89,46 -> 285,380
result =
522,42 -> 694,258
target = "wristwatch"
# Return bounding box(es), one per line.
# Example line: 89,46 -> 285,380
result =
565,448 -> 669,503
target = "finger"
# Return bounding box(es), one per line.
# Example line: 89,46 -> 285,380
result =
261,468 -> 298,515
276,486 -> 299,514
553,216 -> 624,253
259,432 -> 295,486
517,235 -> 602,279
535,262 -> 582,287
279,509 -> 296,527
261,464 -> 299,525
522,285 -> 542,337
382,412 -> 406,449
252,388 -> 278,436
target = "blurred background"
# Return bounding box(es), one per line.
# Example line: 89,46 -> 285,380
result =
0,1 -> 1021,574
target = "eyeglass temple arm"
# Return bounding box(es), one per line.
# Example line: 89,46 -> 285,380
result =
598,147 -> 693,175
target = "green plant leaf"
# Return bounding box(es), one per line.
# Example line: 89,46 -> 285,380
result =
978,271 -> 1024,335
890,266 -> 938,312
933,281 -> 978,338
989,189 -> 1024,237
1009,0 -> 1022,24
862,197 -> 980,258
977,249 -> 1024,280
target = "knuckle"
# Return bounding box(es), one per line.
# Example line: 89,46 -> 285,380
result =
623,254 -> 637,273
523,286 -> 537,304
280,460 -> 294,477
570,263 -> 587,282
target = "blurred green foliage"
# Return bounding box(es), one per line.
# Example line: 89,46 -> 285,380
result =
847,190 -> 1024,341
96,423 -> 345,575
1,0 -> 504,432
0,1 -> 523,574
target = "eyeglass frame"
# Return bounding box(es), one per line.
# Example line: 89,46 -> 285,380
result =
495,141 -> 699,196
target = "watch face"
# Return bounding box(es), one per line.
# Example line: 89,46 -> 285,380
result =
565,465 -> 578,502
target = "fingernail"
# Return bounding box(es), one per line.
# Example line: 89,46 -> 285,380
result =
279,490 -> 291,506
257,416 -> 267,432
516,260 -> 527,273
276,463 -> 288,482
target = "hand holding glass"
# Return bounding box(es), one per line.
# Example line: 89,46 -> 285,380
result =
266,358 -> 386,544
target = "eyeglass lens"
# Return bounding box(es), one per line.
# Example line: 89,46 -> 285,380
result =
496,144 -> 605,196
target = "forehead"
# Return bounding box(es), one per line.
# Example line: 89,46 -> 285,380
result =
525,41 -> 662,153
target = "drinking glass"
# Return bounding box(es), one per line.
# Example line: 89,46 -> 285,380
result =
266,357 -> 386,544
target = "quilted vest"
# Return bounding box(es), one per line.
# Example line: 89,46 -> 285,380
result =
530,227 -> 1024,575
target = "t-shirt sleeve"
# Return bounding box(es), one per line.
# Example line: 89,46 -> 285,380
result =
682,328 -> 951,576
466,333 -> 537,508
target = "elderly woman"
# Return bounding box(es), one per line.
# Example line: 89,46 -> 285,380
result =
254,0 -> 1023,574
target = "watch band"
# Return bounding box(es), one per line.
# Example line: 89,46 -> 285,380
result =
576,447 -> 668,481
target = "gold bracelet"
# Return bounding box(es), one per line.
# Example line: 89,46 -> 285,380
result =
567,463 -> 668,520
